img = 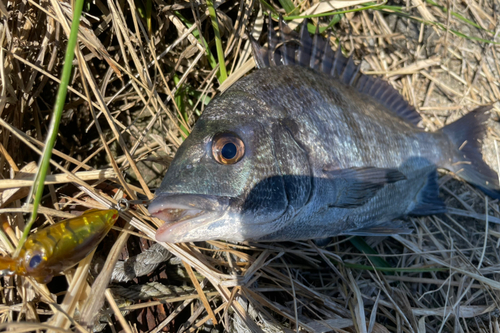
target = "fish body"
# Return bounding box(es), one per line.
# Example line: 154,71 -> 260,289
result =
0,209 -> 118,283
149,19 -> 499,243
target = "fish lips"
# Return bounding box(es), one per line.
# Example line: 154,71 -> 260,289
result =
149,193 -> 232,243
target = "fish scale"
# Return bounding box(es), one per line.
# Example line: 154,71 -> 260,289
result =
148,18 -> 499,243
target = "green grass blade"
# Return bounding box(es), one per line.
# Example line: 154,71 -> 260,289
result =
281,2 -> 388,20
146,0 -> 152,35
327,251 -> 446,273
14,0 -> 85,257
278,0 -> 296,14
327,238 -> 448,273
259,0 -> 278,15
309,14 -> 342,34
425,0 -> 485,31
206,0 -> 227,82
273,1 -> 498,45
349,236 -> 394,274
336,260 -> 447,273
175,11 -> 218,72
173,74 -> 190,137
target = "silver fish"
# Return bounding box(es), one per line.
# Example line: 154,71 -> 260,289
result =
148,18 -> 499,243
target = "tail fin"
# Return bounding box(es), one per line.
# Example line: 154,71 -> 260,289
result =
441,106 -> 500,199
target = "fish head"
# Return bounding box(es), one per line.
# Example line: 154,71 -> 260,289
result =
149,91 -> 305,243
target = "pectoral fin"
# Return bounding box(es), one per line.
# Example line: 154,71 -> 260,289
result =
325,167 -> 406,208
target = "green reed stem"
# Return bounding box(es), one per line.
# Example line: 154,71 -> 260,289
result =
14,0 -> 84,257
206,0 -> 227,82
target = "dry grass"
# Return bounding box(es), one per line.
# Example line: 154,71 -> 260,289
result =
0,0 -> 500,332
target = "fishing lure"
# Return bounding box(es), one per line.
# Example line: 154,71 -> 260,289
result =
0,209 -> 119,283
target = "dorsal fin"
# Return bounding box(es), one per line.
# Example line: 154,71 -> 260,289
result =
250,16 -> 422,127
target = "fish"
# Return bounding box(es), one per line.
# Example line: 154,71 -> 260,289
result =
0,209 -> 119,283
148,17 -> 500,243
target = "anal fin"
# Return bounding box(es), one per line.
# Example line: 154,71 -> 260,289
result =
342,220 -> 413,236
409,170 -> 446,215
313,237 -> 332,247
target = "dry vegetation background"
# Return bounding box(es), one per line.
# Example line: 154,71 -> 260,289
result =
0,0 -> 500,332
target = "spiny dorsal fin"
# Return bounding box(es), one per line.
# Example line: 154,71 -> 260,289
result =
250,15 -> 422,126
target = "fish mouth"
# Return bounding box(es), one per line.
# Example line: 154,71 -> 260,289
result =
148,194 -> 229,243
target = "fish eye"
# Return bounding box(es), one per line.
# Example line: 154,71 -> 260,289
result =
212,132 -> 245,165
29,254 -> 43,269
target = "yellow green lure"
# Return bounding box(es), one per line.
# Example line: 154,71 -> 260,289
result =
0,209 -> 119,283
